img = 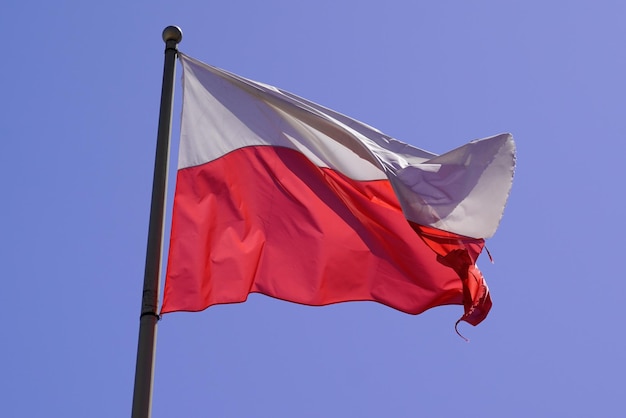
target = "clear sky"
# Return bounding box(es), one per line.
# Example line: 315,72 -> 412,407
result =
2,1 -> 624,417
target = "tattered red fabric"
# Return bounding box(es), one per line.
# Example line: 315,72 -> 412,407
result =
412,224 -> 492,326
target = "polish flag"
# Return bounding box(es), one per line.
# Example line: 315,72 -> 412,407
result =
162,53 -> 515,327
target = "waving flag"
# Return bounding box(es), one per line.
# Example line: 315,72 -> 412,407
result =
162,53 -> 515,327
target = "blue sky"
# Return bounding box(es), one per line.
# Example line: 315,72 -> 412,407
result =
2,1 -> 625,417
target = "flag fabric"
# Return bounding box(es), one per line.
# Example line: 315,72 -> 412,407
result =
162,53 -> 515,327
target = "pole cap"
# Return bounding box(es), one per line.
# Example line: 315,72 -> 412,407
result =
162,26 -> 183,44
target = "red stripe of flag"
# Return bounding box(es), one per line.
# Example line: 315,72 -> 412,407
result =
163,146 -> 490,325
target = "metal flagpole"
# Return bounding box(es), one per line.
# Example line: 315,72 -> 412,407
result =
131,25 -> 182,418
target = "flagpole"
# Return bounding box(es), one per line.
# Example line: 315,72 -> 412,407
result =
131,25 -> 182,418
